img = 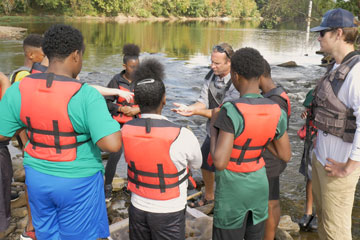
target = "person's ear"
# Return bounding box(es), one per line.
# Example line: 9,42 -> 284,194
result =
72,50 -> 81,63
162,94 -> 166,106
123,63 -> 126,69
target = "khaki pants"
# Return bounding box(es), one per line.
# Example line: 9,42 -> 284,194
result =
312,154 -> 360,240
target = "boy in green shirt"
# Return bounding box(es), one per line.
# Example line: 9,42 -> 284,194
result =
210,47 -> 291,239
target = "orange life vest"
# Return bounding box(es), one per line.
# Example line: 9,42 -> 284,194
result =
122,118 -> 189,200
113,81 -> 140,124
31,62 -> 48,74
263,86 -> 291,124
19,73 -> 89,161
227,98 -> 281,173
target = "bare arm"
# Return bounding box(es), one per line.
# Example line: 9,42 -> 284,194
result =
96,131 -> 122,153
266,131 -> 292,162
172,101 -> 212,118
0,128 -> 26,142
89,85 -> 133,102
0,72 -> 10,98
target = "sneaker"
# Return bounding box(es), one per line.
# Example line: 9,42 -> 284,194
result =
20,229 -> 36,240
298,214 -> 312,229
307,215 -> 318,232
104,184 -> 113,202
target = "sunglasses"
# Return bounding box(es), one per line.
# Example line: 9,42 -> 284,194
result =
213,45 -> 231,59
319,29 -> 334,38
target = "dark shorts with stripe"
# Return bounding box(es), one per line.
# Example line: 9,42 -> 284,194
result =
200,136 -> 215,172
129,203 -> 186,240
268,175 -> 280,201
0,146 -> 12,232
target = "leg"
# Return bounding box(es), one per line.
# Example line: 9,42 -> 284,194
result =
305,179 -> 313,215
104,147 -> 123,185
200,136 -> 215,203
24,166 -> 59,240
264,176 -> 280,240
148,208 -> 186,240
128,204 -> 151,240
0,147 -> 12,232
311,155 -> 324,238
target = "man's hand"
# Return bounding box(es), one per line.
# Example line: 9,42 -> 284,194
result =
116,89 -> 134,103
325,158 -> 349,177
171,102 -> 195,117
121,106 -> 140,117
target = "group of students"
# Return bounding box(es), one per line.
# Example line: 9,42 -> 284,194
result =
0,6 -> 360,240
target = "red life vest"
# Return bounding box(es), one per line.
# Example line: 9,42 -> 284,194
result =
31,62 -> 48,74
122,118 -> 189,200
227,98 -> 281,173
113,84 -> 140,124
19,73 -> 89,162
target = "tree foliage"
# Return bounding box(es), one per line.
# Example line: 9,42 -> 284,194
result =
0,0 -> 260,18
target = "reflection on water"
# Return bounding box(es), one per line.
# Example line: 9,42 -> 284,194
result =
1,19 -> 359,239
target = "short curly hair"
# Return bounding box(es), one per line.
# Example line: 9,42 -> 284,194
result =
123,44 -> 140,64
231,47 -> 264,80
133,58 -> 165,113
23,34 -> 43,48
42,24 -> 84,60
263,58 -> 271,78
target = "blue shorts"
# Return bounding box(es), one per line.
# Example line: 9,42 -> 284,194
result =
25,166 -> 109,240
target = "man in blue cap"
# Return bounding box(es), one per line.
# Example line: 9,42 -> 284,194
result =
310,8 -> 360,240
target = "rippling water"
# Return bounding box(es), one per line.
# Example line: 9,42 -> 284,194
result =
1,18 -> 359,239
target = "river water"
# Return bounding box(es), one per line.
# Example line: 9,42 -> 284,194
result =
0,18 -> 359,239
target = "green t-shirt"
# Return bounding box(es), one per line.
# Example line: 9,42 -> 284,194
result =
303,89 -> 314,109
0,81 -> 120,178
213,93 -> 287,229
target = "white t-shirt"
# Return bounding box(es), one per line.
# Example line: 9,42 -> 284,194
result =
314,62 -> 360,165
130,114 -> 202,213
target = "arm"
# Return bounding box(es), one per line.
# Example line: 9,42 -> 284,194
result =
96,131 -> 122,152
266,131 -> 292,162
0,72 -> 10,98
210,108 -> 234,171
172,101 -> 212,118
120,106 -> 140,117
89,85 -> 133,102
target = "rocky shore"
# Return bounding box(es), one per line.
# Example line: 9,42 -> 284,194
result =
1,141 -> 301,240
0,26 -> 27,40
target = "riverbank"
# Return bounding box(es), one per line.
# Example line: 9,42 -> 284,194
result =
0,26 -> 27,40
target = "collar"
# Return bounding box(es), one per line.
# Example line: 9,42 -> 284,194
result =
140,114 -> 168,120
242,93 -> 263,98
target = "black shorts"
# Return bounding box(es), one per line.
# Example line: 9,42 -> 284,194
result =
200,136 -> 215,172
0,146 -> 12,232
129,204 -> 186,240
268,176 -> 280,201
213,211 -> 265,240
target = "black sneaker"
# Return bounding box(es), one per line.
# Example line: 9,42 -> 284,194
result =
307,215 -> 318,232
104,184 -> 113,202
298,214 -> 313,229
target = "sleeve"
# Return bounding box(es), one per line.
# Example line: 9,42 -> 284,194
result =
71,85 -> 120,144
0,83 -> 25,137
214,102 -> 244,137
14,71 -> 30,83
105,76 -> 120,115
196,78 -> 210,108
177,128 -> 202,169
343,64 -> 360,161
274,109 -> 288,140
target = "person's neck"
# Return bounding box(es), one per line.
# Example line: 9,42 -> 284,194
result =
240,80 -> 261,96
218,70 -> 230,79
23,59 -> 34,68
332,43 -> 355,64
46,62 -> 74,79
260,78 -> 276,94
123,72 -> 132,83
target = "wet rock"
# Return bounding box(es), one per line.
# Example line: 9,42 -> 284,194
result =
0,223 -> 16,239
277,61 -> 298,68
111,217 -> 124,224
195,202 -> 214,215
186,217 -> 212,240
112,178 -> 127,191
278,215 -> 300,234
16,216 -> 28,230
110,200 -> 126,211
276,228 -> 294,240
10,192 -> 26,209
13,168 -> 25,182
0,26 -> 27,40
11,207 -> 27,218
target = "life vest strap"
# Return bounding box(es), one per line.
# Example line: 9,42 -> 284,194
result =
236,138 -> 252,165
128,172 -> 189,191
230,156 -> 261,163
26,117 -> 79,137
29,139 -> 90,150
128,164 -> 186,178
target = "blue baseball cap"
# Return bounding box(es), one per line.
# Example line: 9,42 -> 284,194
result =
310,8 -> 357,32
